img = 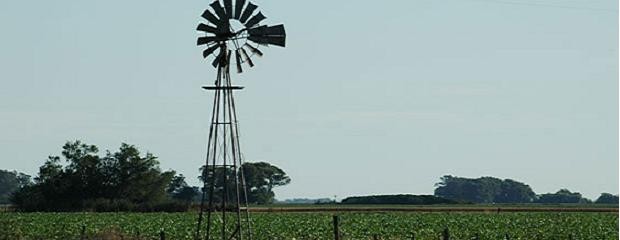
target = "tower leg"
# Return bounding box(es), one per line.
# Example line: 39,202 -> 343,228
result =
195,65 -> 252,240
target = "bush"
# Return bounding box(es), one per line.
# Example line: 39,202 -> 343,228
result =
341,194 -> 458,205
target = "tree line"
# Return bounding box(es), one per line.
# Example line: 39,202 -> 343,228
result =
434,175 -> 618,204
2,141 -> 290,211
341,195 -> 458,205
2,142 -> 617,209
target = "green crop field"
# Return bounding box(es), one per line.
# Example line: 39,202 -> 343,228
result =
0,211 -> 617,240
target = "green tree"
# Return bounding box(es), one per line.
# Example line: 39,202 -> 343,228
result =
496,179 -> 536,203
434,175 -> 536,203
11,140 -> 182,212
535,189 -> 591,204
242,162 -> 290,204
167,174 -> 198,204
595,193 -> 619,204
341,194 -> 457,205
0,170 -> 31,204
199,162 -> 291,205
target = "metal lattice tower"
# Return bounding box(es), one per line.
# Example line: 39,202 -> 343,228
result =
194,0 -> 285,239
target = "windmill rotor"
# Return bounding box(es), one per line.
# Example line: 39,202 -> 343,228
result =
197,0 -> 286,73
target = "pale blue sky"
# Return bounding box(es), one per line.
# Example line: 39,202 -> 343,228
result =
0,0 -> 617,200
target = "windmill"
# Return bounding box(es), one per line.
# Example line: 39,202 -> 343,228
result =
194,0 -> 285,239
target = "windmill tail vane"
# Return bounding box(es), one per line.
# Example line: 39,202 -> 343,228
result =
194,0 -> 285,239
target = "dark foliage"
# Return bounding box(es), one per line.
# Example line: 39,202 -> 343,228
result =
434,175 -> 536,203
199,162 -> 290,205
595,193 -> 619,204
0,170 -> 31,204
10,141 -> 191,212
341,194 -> 458,205
535,189 -> 591,204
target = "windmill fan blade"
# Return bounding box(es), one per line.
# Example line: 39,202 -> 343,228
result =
197,36 -> 221,46
244,43 -> 263,57
210,1 -> 227,21
265,24 -> 286,36
235,50 -> 243,73
248,35 -> 286,47
201,10 -> 221,26
245,12 -> 266,28
239,2 -> 257,23
234,0 -> 245,19
248,24 -> 285,37
247,25 -> 266,36
203,45 -> 220,58
224,0 -> 233,19
240,48 -> 254,67
212,49 -> 225,68
197,23 -> 219,34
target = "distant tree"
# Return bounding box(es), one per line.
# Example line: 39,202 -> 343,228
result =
199,162 -> 290,205
242,162 -> 290,204
434,175 -> 536,203
341,195 -> 457,205
199,165 -> 236,205
166,174 -> 198,204
0,170 -> 31,204
496,179 -> 537,203
11,140 -> 183,212
594,193 -> 619,204
535,189 -> 591,204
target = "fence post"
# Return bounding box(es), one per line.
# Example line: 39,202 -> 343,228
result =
442,227 -> 450,240
80,225 -> 86,240
160,229 -> 166,240
411,232 -> 415,240
333,215 -> 340,240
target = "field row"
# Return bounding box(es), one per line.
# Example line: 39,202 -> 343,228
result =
1,212 -> 618,239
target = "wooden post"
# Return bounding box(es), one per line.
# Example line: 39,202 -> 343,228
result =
442,227 -> 450,240
160,230 -> 166,240
80,225 -> 86,240
333,215 -> 340,240
411,232 -> 415,240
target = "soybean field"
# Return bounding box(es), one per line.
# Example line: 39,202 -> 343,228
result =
1,211 -> 618,239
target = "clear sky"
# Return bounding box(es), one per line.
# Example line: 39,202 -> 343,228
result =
0,0 -> 617,200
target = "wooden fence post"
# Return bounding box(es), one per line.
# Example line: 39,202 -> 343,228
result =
160,229 -> 165,240
80,225 -> 86,240
333,215 -> 340,240
442,227 -> 450,240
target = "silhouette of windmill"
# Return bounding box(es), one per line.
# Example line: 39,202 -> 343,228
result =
194,0 -> 285,239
